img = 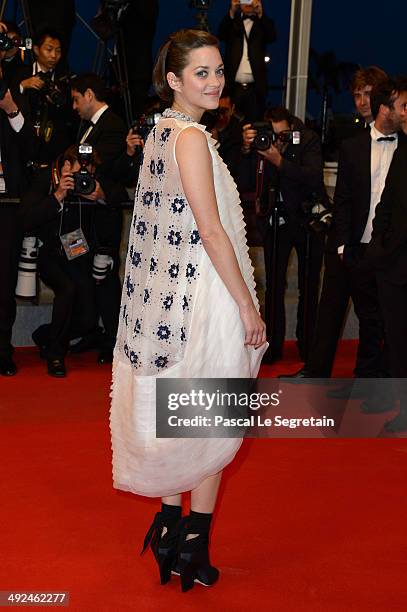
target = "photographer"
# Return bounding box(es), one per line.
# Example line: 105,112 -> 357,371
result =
11,28 -> 76,164
241,106 -> 326,363
20,143 -> 129,377
218,0 -> 276,121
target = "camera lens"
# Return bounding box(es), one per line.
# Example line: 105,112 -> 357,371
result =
254,133 -> 271,151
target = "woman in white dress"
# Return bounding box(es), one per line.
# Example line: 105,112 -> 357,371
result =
110,29 -> 267,592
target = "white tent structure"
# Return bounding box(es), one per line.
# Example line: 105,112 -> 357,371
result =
286,0 -> 313,121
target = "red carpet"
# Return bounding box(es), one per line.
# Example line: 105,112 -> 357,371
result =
1,342 -> 407,611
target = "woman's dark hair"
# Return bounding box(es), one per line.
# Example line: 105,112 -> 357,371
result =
152,29 -> 220,103
265,106 -> 293,124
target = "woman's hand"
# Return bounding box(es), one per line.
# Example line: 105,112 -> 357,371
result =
239,302 -> 267,348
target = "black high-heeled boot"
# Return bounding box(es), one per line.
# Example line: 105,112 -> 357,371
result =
175,512 -> 219,592
141,505 -> 182,585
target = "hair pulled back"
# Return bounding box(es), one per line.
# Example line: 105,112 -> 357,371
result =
153,28 -> 220,103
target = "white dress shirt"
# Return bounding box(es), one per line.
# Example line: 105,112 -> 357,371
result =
360,123 -> 398,243
235,18 -> 255,84
80,104 -> 109,143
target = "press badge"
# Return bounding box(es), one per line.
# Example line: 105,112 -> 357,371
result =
60,228 -> 89,260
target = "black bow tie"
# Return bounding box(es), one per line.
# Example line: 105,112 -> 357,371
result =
242,15 -> 255,21
377,136 -> 396,142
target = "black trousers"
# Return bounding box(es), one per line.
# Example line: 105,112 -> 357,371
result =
306,249 -> 351,376
263,221 -> 325,359
36,248 -> 98,359
376,272 -> 407,378
345,244 -> 386,377
95,256 -> 122,351
0,207 -> 21,359
232,83 -> 265,122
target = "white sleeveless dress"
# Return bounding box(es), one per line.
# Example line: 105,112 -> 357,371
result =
110,110 -> 266,497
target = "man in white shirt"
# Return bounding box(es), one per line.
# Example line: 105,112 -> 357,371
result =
333,78 -> 407,392
218,0 -> 276,121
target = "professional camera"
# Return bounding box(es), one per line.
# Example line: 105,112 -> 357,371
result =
132,113 -> 162,141
252,122 -> 301,151
92,251 -> 114,283
15,236 -> 38,299
302,194 -> 333,233
37,72 -> 66,108
72,144 -> 97,196
0,31 -> 19,52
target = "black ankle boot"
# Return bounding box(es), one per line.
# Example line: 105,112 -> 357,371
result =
175,513 -> 219,592
141,506 -> 181,585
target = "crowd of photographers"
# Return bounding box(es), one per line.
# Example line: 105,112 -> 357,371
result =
1,0 -> 407,434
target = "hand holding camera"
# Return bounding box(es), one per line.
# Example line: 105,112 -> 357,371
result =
54,161 -> 75,203
20,76 -> 45,93
126,128 -> 144,157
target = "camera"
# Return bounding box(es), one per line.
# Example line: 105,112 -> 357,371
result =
72,144 -> 97,196
38,72 -> 66,108
302,194 -> 333,233
131,113 -> 162,141
252,122 -> 301,151
15,236 -> 38,299
92,251 -> 114,283
0,31 -> 19,52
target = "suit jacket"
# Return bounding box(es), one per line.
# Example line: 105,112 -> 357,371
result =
333,130 -> 373,249
77,107 -> 127,249
367,133 -> 407,282
11,63 -> 76,163
239,119 -> 325,224
218,13 -> 276,97
0,111 -> 32,197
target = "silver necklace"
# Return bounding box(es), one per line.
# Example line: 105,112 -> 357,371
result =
162,108 -> 196,122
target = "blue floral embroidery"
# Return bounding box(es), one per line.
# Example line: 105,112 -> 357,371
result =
157,324 -> 171,341
155,355 -> 169,369
162,294 -> 174,311
136,220 -> 147,237
186,263 -> 197,280
132,213 -> 138,228
142,191 -> 154,207
153,225 -> 158,240
161,127 -> 172,142
126,275 -> 135,297
168,263 -> 179,279
150,159 -> 156,175
133,318 -> 142,336
182,296 -> 189,311
155,192 -> 161,207
124,343 -> 129,358
171,197 -> 186,214
150,257 -> 158,273
181,327 -> 186,342
157,159 -> 165,175
167,229 -> 182,247
144,288 -> 151,304
129,351 -> 139,366
190,230 -> 200,245
130,246 -> 141,268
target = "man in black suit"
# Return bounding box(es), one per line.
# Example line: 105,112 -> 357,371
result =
332,78 -> 407,389
71,73 -> 127,363
368,86 -> 407,430
241,106 -> 326,363
11,28 -> 76,164
282,67 -> 388,381
218,0 -> 276,122
0,85 -> 36,375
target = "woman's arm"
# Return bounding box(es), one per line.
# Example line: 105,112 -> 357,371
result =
175,127 -> 266,348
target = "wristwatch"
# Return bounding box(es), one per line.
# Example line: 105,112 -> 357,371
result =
7,109 -> 20,119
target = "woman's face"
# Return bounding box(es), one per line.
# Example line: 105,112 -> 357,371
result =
170,45 -> 225,115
